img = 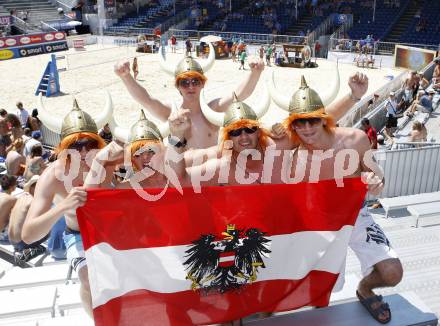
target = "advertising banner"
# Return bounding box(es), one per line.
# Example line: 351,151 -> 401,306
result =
0,31 -> 66,49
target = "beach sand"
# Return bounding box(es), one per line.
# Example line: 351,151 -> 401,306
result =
0,44 -> 403,129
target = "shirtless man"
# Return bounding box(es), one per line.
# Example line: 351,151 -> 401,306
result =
85,110 -> 170,191
21,103 -> 106,316
402,70 -> 418,106
0,175 -> 18,232
280,77 -> 402,324
114,52 -> 265,149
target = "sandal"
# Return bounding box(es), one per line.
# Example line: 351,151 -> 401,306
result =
356,291 -> 391,324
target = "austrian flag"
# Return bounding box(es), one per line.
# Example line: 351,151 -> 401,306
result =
77,178 -> 367,325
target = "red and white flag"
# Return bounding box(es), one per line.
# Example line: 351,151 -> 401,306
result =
77,178 -> 366,325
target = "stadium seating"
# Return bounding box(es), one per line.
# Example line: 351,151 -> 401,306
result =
398,1 -> 440,45
347,0 -> 410,40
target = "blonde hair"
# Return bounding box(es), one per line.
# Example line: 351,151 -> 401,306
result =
283,109 -> 336,144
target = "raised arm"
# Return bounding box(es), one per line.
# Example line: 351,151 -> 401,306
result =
114,60 -> 171,121
84,141 -> 124,189
326,72 -> 369,121
210,58 -> 265,112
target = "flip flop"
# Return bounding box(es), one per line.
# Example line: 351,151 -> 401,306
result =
356,290 -> 391,324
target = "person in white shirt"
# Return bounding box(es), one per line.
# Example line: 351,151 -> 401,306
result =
16,102 -> 29,129
384,92 -> 398,140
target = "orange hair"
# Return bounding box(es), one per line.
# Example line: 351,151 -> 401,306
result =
129,139 -> 161,169
175,71 -> 207,88
283,109 -> 336,144
55,132 -> 106,155
221,119 -> 270,150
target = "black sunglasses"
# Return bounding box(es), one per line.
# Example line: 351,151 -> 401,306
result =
68,138 -> 99,151
292,117 -> 322,128
178,78 -> 202,88
228,126 -> 258,137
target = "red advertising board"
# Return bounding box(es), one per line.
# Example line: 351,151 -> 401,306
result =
0,31 -> 66,49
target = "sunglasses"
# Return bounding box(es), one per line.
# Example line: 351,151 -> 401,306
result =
68,138 -> 99,151
292,117 -> 322,128
178,78 -> 202,88
133,146 -> 159,158
228,126 -> 258,137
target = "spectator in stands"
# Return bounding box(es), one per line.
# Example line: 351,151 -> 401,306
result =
384,91 -> 398,141
0,109 -> 7,118
16,101 -> 29,129
416,73 -> 430,91
23,144 -> 47,182
8,176 -> 47,265
98,123 -> 113,144
402,71 -> 418,106
0,175 -> 18,237
23,131 -> 42,158
361,118 -> 378,149
408,121 -> 427,143
433,57 -> 440,83
408,90 -> 435,116
26,108 -> 41,132
0,115 -> 11,159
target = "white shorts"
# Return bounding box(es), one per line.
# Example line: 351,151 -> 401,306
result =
63,231 -> 87,272
333,206 -> 397,291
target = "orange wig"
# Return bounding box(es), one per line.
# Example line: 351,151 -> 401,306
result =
221,119 -> 270,150
55,132 -> 106,155
283,109 -> 336,144
175,71 -> 207,88
129,139 -> 162,169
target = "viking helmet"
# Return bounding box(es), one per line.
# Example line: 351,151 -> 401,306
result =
60,99 -> 98,139
175,56 -> 204,77
223,93 -> 258,127
200,85 -> 271,127
268,63 -> 340,112
129,110 -> 162,143
288,76 -> 324,114
159,42 -> 216,77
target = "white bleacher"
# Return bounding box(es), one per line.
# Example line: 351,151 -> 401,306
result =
379,191 -> 440,217
0,286 -> 57,319
36,314 -> 94,326
408,202 -> 440,227
0,264 -> 77,291
56,283 -> 82,316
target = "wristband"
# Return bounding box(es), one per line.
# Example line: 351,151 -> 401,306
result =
349,92 -> 362,102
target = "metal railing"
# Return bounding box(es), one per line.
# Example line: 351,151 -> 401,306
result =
372,145 -> 440,198
168,28 -> 307,45
40,20 -> 58,32
329,37 -> 440,56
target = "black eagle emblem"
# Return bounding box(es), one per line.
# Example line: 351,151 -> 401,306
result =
365,223 -> 390,247
183,224 -> 271,294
